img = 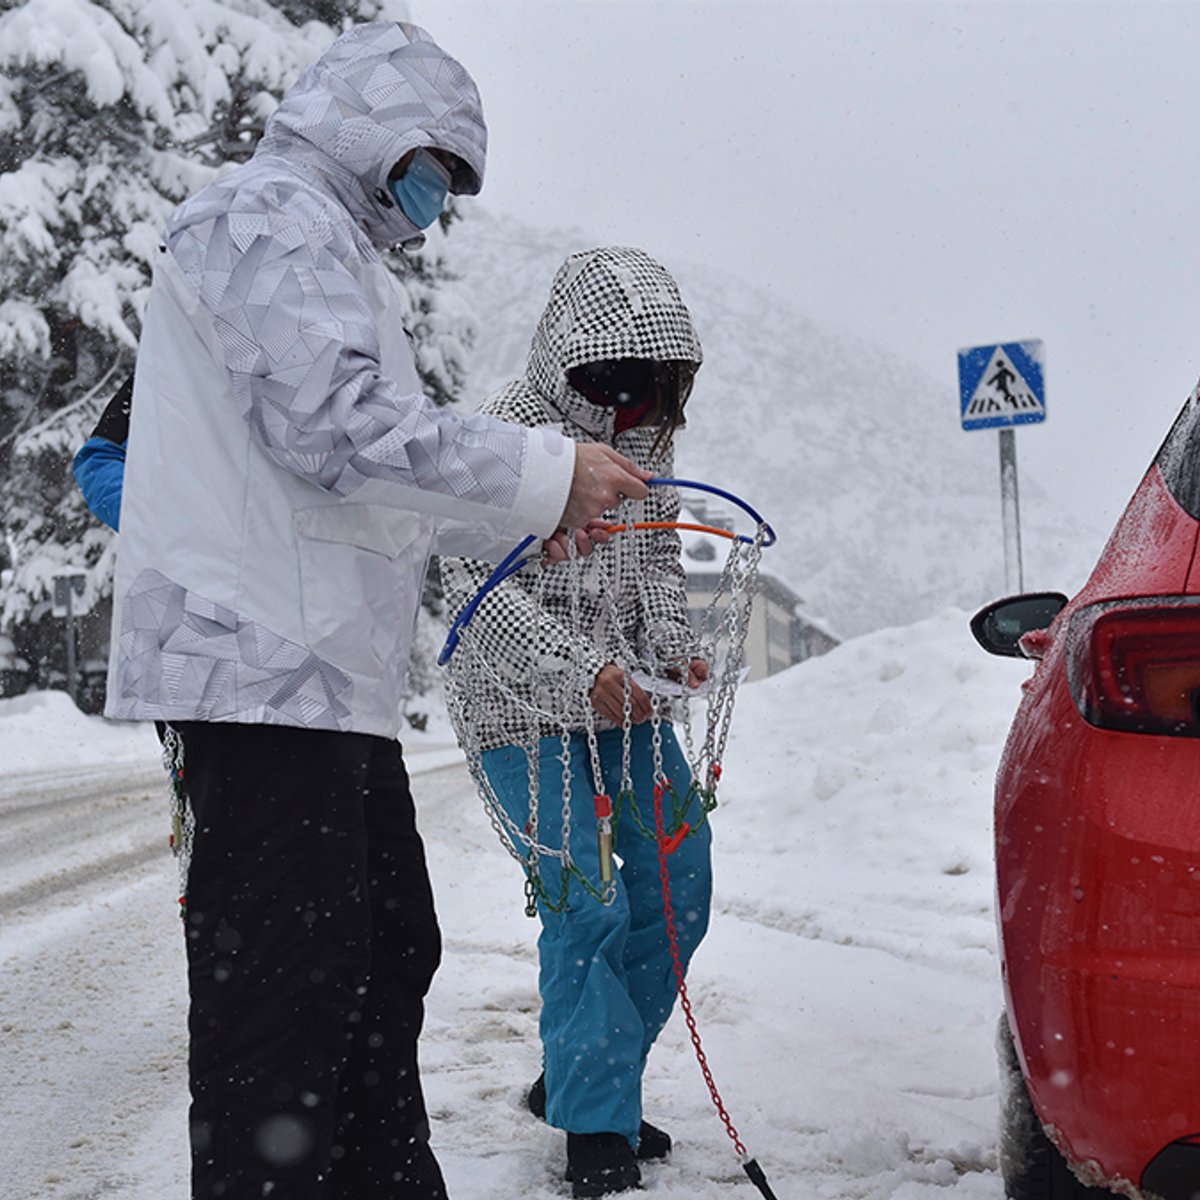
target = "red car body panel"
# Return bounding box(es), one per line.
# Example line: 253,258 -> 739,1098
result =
996,463 -> 1200,1188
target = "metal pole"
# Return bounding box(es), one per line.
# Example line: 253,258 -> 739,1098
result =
65,585 -> 77,704
998,428 -> 1024,594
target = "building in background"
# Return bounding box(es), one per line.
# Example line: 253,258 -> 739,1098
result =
680,502 -> 838,680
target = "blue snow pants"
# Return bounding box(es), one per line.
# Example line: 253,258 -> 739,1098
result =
481,722 -> 713,1148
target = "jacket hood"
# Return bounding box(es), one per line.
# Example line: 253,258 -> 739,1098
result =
256,21 -> 487,251
525,247 -> 703,434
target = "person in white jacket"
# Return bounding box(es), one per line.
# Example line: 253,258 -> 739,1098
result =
104,22 -> 645,1200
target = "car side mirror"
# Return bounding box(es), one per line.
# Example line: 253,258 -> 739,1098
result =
970,592 -> 1069,659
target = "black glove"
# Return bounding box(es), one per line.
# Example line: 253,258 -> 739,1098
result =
91,373 -> 134,444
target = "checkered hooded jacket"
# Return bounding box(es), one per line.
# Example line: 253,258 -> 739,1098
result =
104,23 -> 575,737
441,247 -> 704,751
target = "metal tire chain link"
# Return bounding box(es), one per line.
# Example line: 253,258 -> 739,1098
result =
162,723 -> 193,913
446,571 -> 587,913
568,527 -> 619,907
711,527 -> 766,775
695,535 -> 742,787
448,496 -> 767,914
618,495 -> 701,849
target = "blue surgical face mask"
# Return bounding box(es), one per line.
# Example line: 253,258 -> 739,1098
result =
388,148 -> 453,229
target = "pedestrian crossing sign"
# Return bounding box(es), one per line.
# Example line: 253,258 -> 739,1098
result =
958,340 -> 1045,431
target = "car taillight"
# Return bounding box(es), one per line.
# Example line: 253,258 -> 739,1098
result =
1067,599 -> 1200,736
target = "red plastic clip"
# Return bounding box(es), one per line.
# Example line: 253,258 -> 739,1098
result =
661,822 -> 691,855
712,762 -> 722,781
594,793 -> 613,819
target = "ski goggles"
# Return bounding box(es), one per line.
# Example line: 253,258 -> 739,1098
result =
567,359 -> 697,411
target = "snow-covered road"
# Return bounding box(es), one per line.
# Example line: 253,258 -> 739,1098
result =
1,761 -> 186,1200
0,611 -> 1023,1198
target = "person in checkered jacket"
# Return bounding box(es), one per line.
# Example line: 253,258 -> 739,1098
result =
440,246 -> 710,1197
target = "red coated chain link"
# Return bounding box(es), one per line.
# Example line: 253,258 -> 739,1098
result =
652,781 -> 748,1159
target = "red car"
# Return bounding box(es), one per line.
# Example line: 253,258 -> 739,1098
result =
972,390 -> 1200,1200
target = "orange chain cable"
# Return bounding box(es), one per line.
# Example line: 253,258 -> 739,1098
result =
605,520 -> 744,540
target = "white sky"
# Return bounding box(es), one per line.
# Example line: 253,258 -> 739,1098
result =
412,0 -> 1200,536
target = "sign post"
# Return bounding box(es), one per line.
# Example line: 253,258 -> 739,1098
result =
957,340 -> 1046,595
52,572 -> 88,702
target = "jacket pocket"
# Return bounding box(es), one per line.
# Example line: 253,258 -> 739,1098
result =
295,504 -> 431,680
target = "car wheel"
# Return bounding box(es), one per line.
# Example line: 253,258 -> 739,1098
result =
996,1012 -> 1113,1200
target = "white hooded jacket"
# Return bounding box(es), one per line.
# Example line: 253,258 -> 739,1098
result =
440,247 -> 703,751
105,22 -> 574,738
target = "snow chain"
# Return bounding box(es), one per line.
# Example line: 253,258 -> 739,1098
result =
161,723 -> 193,917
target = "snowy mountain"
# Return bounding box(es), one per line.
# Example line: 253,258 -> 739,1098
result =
437,207 -> 1109,639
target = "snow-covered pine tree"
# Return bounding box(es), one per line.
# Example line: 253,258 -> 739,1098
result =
0,0 -> 477,714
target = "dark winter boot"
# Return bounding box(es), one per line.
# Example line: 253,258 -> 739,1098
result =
526,1072 -> 547,1119
634,1120 -> 671,1161
565,1132 -> 641,1197
527,1073 -> 672,1161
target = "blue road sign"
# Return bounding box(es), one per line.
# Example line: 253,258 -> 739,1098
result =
958,340 -> 1045,431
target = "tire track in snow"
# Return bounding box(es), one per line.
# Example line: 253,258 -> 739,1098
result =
0,766 -> 172,917
714,891 -> 997,979
0,859 -> 187,1200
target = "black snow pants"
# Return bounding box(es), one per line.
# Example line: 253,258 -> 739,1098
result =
175,722 -> 446,1200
